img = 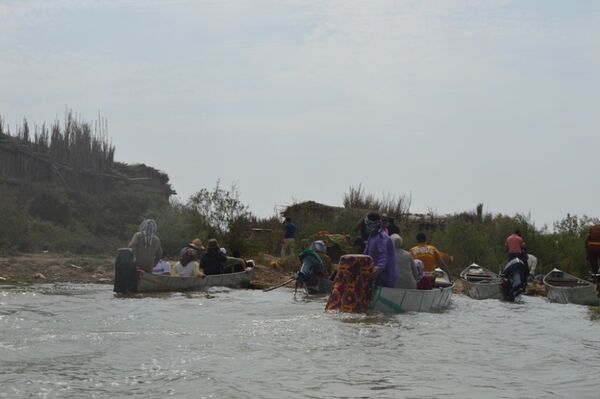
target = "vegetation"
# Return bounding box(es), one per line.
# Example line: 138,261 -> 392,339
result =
1,113 -> 597,278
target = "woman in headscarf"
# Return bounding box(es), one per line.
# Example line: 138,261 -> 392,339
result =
200,239 -> 227,275
363,212 -> 399,288
390,234 -> 417,289
172,248 -> 201,277
128,219 -> 163,272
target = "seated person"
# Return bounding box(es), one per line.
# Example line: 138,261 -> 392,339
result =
179,238 -> 205,258
414,259 -> 431,290
152,259 -> 172,275
172,248 -> 201,277
201,239 -> 227,275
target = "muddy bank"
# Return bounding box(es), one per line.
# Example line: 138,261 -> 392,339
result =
0,252 -> 294,290
0,252 -> 546,296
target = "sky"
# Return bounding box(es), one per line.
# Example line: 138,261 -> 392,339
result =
1,0 -> 599,227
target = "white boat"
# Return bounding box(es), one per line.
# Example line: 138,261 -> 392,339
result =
543,268 -> 599,306
136,267 -> 254,293
368,269 -> 454,313
460,263 -> 503,300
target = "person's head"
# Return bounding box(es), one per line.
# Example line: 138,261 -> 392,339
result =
390,234 -> 403,249
416,232 -> 427,243
139,219 -> 158,247
220,247 -> 227,255
311,240 -> 327,253
180,248 -> 198,266
207,239 -> 219,253
191,238 -> 203,250
364,212 -> 382,235
514,229 -> 521,236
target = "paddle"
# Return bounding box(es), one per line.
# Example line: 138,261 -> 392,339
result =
263,277 -> 296,292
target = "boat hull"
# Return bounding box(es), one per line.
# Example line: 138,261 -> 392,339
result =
543,269 -> 599,306
462,279 -> 503,300
136,268 -> 254,293
368,284 -> 454,313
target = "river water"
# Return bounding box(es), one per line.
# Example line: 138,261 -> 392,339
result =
1,284 -> 598,399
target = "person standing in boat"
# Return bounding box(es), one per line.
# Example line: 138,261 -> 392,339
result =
505,229 -> 529,266
128,219 -> 163,273
363,212 -> 399,288
585,224 -> 600,274
409,233 -> 451,289
390,234 -> 417,289
201,239 -> 228,275
172,248 -> 202,277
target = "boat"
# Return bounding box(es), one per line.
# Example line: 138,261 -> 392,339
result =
367,269 -> 454,313
543,268 -> 599,306
460,263 -> 503,300
136,267 -> 254,293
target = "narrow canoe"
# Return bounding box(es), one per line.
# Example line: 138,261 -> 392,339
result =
136,267 -> 254,293
460,263 -> 503,300
543,268 -> 599,306
368,269 -> 454,313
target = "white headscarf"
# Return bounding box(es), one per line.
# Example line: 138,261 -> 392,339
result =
139,219 -> 157,248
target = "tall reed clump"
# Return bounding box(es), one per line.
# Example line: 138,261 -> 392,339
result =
343,184 -> 412,221
2,110 -> 115,173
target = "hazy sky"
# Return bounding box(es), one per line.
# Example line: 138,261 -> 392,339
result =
1,0 -> 599,227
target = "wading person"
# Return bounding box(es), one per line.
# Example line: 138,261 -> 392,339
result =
410,232 -> 451,289
585,224 -> 600,274
296,240 -> 328,292
364,212 -> 399,288
280,217 -> 297,258
128,219 -> 163,272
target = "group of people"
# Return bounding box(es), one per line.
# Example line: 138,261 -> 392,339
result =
127,219 -> 236,278
360,212 -> 451,289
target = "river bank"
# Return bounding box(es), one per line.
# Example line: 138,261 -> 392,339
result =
0,252 -> 547,295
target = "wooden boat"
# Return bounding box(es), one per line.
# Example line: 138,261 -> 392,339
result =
460,263 -> 503,300
368,269 -> 454,313
543,268 -> 599,306
136,267 -> 254,293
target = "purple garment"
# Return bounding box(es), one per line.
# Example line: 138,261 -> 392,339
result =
364,230 -> 399,288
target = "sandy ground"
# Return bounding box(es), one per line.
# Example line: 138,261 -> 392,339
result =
0,252 -> 546,295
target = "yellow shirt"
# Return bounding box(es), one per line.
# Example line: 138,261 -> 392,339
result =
410,243 -> 441,273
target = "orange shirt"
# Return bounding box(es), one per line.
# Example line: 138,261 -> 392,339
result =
410,243 -> 441,273
505,234 -> 524,253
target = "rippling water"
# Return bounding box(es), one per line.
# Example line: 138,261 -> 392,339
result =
1,284 -> 599,398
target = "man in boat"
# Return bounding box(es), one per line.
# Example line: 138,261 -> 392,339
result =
505,229 -> 528,267
296,240 -> 328,292
179,238 -> 204,258
128,219 -> 163,272
585,224 -> 600,274
409,232 -> 451,289
363,212 -> 399,288
280,217 -> 297,258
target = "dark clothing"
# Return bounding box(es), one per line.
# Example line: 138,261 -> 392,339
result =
386,223 -> 400,236
201,251 -> 227,275
508,252 -> 529,268
284,222 -> 297,239
587,246 -> 600,274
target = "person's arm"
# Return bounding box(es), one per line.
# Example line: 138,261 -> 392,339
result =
435,249 -> 452,280
154,238 -> 163,266
374,237 -> 387,274
128,232 -> 139,248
